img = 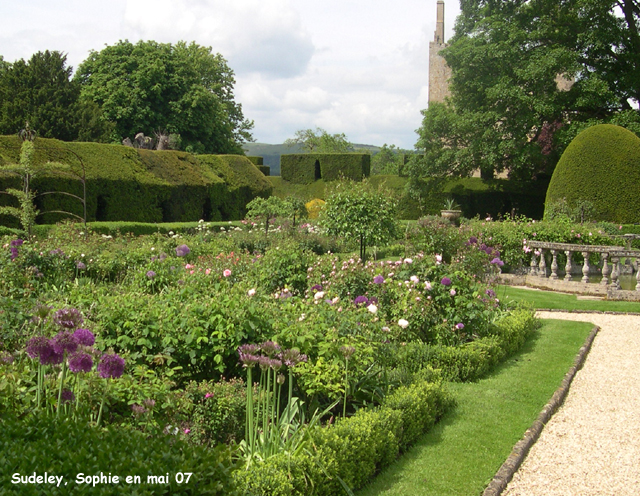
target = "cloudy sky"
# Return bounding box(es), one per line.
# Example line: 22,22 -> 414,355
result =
0,0 -> 460,149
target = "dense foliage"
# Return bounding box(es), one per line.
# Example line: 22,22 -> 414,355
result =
0,51 -> 112,142
412,0 -> 640,181
76,40 -> 253,154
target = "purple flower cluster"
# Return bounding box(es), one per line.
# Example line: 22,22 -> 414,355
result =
61,389 -> 75,404
238,342 -> 308,370
26,336 -> 62,365
175,244 -> 190,257
53,307 -> 84,329
76,261 -> 86,270
354,295 -> 369,306
73,328 -> 95,346
52,331 -> 79,355
97,353 -> 125,379
26,326 -> 98,371
68,351 -> 93,373
146,270 -> 156,278
373,275 -> 385,284
440,277 -> 452,286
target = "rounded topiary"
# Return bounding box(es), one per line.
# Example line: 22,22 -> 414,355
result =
545,124 -> 640,223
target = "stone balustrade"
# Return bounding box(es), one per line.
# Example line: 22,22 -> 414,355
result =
501,240 -> 640,301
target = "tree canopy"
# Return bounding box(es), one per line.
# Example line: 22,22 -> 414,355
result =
76,40 -> 253,154
413,0 -> 640,181
0,51 -> 87,141
284,127 -> 353,153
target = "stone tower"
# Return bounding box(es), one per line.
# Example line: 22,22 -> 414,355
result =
428,1 -> 452,104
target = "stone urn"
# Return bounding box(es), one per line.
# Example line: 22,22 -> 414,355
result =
440,209 -> 462,224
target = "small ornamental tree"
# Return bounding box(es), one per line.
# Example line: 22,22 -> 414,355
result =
320,180 -> 398,261
245,196 -> 290,234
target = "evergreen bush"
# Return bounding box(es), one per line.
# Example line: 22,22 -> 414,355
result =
545,124 -> 640,223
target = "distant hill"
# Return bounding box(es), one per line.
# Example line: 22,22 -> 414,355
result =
243,142 -> 381,176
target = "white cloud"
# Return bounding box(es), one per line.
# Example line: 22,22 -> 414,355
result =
122,0 -> 315,78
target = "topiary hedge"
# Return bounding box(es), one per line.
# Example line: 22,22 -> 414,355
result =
281,154 -> 370,184
0,136 -> 272,227
545,124 -> 640,224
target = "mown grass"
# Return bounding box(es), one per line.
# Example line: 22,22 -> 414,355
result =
357,318 -> 594,496
499,285 -> 640,312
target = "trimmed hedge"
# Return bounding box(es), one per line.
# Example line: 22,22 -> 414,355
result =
233,380 -> 453,496
0,136 -> 272,227
545,124 -> 640,223
281,154 -> 370,184
0,413 -> 239,495
269,174 -> 548,220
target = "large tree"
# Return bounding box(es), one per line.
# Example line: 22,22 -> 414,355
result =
413,0 -> 640,181
76,40 -> 253,154
0,51 -> 82,141
284,127 -> 353,153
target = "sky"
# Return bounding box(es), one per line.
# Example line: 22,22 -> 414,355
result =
0,0 -> 461,149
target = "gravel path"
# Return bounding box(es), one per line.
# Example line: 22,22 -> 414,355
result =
503,312 -> 640,496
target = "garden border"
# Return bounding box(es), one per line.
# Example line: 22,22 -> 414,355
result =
482,318 -> 600,496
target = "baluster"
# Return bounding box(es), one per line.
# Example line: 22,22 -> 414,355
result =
601,252 -> 610,286
530,252 -> 538,276
581,251 -> 590,283
564,250 -> 573,281
611,257 -> 620,290
538,250 -> 547,278
550,250 -> 559,280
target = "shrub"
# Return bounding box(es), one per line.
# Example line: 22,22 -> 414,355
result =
0,413 -> 240,495
545,124 -> 640,223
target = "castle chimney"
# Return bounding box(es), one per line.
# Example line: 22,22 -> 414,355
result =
434,1 -> 445,44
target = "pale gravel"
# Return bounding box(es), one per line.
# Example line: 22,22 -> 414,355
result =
503,312 -> 640,496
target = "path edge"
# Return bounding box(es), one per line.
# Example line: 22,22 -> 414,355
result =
481,322 -> 600,496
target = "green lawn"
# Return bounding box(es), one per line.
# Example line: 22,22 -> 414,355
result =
357,319 -> 594,496
499,285 -> 640,312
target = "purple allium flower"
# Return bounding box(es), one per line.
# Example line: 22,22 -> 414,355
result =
10,239 -> 23,247
76,261 -> 86,270
441,277 -> 452,286
146,270 -> 156,278
260,341 -> 281,357
373,275 -> 385,284
456,323 -> 465,330
311,284 -> 323,291
97,353 -> 125,379
41,346 -> 64,366
340,345 -> 356,359
490,257 -> 504,267
144,398 -> 156,409
60,389 -> 75,404
52,331 -> 79,355
53,307 -> 84,329
280,348 -> 307,367
468,236 -> 478,245
68,351 -> 93,373
485,246 -> 494,255
10,247 -> 19,260
369,296 -> 379,305
26,336 -> 52,360
132,404 -> 147,416
1,352 -> 15,364
73,328 -> 95,347
485,288 -> 496,298
175,244 -> 190,257
354,295 -> 369,306
258,355 -> 272,370
269,358 -> 283,370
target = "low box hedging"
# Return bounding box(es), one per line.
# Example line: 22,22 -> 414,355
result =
0,413 -> 239,495
233,379 -> 453,495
